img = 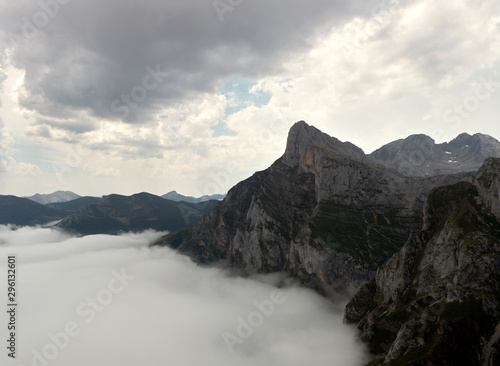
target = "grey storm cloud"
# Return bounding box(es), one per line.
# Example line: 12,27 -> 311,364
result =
0,225 -> 369,365
0,0 -> 376,130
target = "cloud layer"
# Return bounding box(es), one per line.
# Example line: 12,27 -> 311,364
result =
0,0 -> 371,124
0,0 -> 499,196
0,226 -> 368,366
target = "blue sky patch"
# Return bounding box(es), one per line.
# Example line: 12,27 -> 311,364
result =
212,77 -> 272,137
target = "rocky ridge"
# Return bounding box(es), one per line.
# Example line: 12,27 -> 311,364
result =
344,157 -> 500,365
369,133 -> 500,177
57,192 -> 218,235
156,121 -> 475,296
161,191 -> 226,203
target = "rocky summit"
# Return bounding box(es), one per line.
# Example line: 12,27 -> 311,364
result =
369,132 -> 500,177
344,158 -> 500,365
156,121 -> 475,296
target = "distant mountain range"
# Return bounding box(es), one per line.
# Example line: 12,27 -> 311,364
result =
57,192 -> 218,235
46,196 -> 102,213
161,191 -> 226,203
23,190 -> 226,205
0,192 -> 218,233
24,190 -> 81,204
369,132 -> 500,176
0,195 -> 65,226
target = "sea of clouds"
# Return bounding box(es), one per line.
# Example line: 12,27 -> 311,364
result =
0,225 -> 368,366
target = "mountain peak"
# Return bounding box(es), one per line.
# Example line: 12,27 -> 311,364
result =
283,121 -> 365,168
455,132 -> 472,140
404,133 -> 435,144
369,131 -> 500,176
286,121 -> 327,143
25,190 -> 81,205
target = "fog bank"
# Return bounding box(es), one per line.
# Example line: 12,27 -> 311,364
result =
0,225 -> 368,366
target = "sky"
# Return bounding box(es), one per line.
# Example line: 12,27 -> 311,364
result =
0,226 -> 368,366
0,0 -> 499,197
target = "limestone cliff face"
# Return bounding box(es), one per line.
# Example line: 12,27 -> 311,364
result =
345,159 -> 500,365
156,121 -> 473,296
475,157 -> 500,219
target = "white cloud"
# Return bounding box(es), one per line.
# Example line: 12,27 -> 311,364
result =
0,129 -> 42,177
237,0 -> 500,152
1,0 -> 500,196
0,226 -> 368,366
88,166 -> 120,178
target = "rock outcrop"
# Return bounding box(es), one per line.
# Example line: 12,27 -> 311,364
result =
475,158 -> 500,219
156,121 -> 474,296
345,158 -> 500,365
